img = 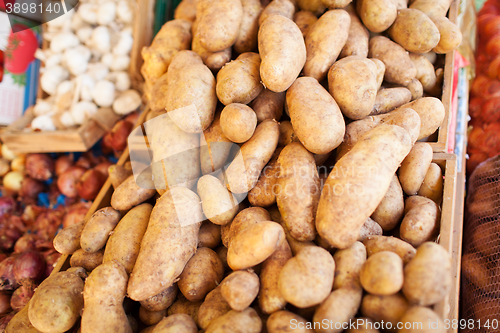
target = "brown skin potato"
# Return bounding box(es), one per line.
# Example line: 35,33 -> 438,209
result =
278,121 -> 299,147
191,19 -> 232,71
149,73 -> 169,112
128,188 -> 203,301
174,0 -> 196,22
198,175 -> 239,225
81,262 -> 131,333
313,287 -> 363,333
387,9 -> 440,53
221,270 -> 260,311
417,162 -> 444,204
328,56 -> 378,120
340,5 -> 369,58
333,241 -> 366,290
409,0 -> 453,18
371,175 -> 405,231
140,285 -> 178,312
398,307 -> 446,333
363,236 -> 416,265
345,318 -> 380,333
225,119 -> 280,193
6,300 -> 40,333
111,174 -> 156,211
167,298 -> 203,327
279,246 -> 335,308
409,53 -> 442,96
53,220 -> 84,255
200,112 -> 233,175
370,88 -> 412,116
403,242 -> 452,306
400,196 -> 441,247
109,164 -> 133,189
198,286 -> 232,330
288,77 -> 345,154
316,124 -> 413,249
294,11 -> 318,37
276,142 -> 320,241
357,0 -> 397,33
322,0 -> 353,9
103,203 -> 153,274
267,311 -> 314,333
70,249 -> 103,272
360,251 -> 404,296
139,307 -> 166,326
358,217 -> 383,241
29,268 -> 86,333
228,221 -> 285,270
216,53 -> 263,105
227,207 -> 271,247
220,104 -> 258,143
297,0 -> 325,15
399,143 -> 433,195
152,314 -> 197,333
259,0 -> 295,25
259,15 -> 306,92
368,36 -> 416,86
405,78 -> 424,101
80,207 -> 120,253
235,0 -> 263,53
360,293 -> 409,330
198,221 -> 222,248
303,10 -> 350,81
248,147 -> 282,207
250,89 -> 285,123
206,307 -> 262,333
178,247 -> 225,302
395,97 -> 445,140
196,0 -> 243,52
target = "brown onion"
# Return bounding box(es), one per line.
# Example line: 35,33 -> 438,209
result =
0,313 -> 14,332
10,281 -> 35,311
125,111 -> 139,125
0,223 -> 22,252
13,252 -> 45,283
25,154 -> 54,181
18,177 -> 44,199
13,235 -> 38,254
57,166 -> 86,198
94,161 -> 113,178
109,120 -> 133,152
0,257 -> 17,291
75,156 -> 91,169
62,201 -> 91,229
43,250 -> 61,278
0,292 -> 11,315
33,208 -> 64,241
55,155 -> 73,176
76,169 -> 106,201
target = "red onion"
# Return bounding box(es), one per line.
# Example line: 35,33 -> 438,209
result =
10,281 -> 35,311
75,156 -> 91,169
0,257 -> 17,291
55,155 -> 73,176
43,250 -> 61,278
76,169 -> 106,201
18,177 -> 44,199
62,201 -> 91,229
21,205 -> 45,226
94,161 -> 113,178
0,292 -> 11,315
0,222 -> 22,252
13,235 -> 38,254
0,313 -> 14,332
33,208 -> 64,241
25,154 -> 54,181
13,252 -> 45,283
0,198 -> 15,218
57,166 -> 86,198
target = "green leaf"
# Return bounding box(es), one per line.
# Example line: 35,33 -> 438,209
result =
5,70 -> 27,86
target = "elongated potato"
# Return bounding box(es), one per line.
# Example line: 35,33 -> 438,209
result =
400,196 -> 440,247
259,15 -> 306,92
396,97 -> 445,140
313,287 -> 363,333
358,217 -> 383,241
398,307 -> 446,333
29,267 -> 86,333
278,121 -> 299,147
406,78 -> 424,101
53,220 -> 85,255
432,16 -> 462,54
409,53 -> 442,96
294,11 -> 318,37
368,36 -> 416,86
276,142 -> 320,241
228,221 -> 285,270
250,89 -> 285,123
279,246 -> 335,308
206,308 -> 262,333
297,0 -> 325,15
220,104 -> 258,143
191,19 -> 232,71
403,242 -> 452,306
216,53 -> 263,106
198,221 -> 222,248
221,270 -> 259,311
234,0 -> 262,53
303,10 -> 350,81
288,77 -> 345,154
259,0 -> 295,25
363,236 -> 416,265
6,300 -> 40,333
399,143 -> 433,196
80,207 -> 120,253
152,314 -> 197,333
103,203 -> 152,274
226,207 -> 271,247
267,311 -> 313,333
109,164 -> 133,189
128,188 -> 203,301
70,249 -> 103,272
387,9 -> 440,53
328,56 -> 378,120
198,286 -> 232,330
409,0 -> 453,18
332,241 -> 366,290
174,0 -> 196,22
357,0 -> 397,33
196,0 -> 243,52
248,147 -> 282,207
225,119 -> 280,194
322,0 -> 352,9
340,5 -> 369,58
360,251 -> 404,296
316,124 -> 412,249
198,175 -> 239,225
371,175 -> 404,231
111,174 -> 156,211
140,285 -> 178,312
370,88 -> 412,116
417,163 -> 444,204
360,293 -> 409,329
81,262 -> 131,333
200,112 -> 233,175
139,306 -> 166,326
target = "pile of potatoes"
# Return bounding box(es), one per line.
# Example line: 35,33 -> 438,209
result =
7,0 -> 461,331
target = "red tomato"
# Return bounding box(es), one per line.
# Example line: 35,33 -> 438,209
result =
479,14 -> 498,36
484,17 -> 500,41
482,97 -> 500,123
469,97 -> 484,120
4,24 -> 38,74
0,66 -> 3,83
488,56 -> 500,78
479,4 -> 500,17
483,122 -> 500,154
487,35 -> 500,58
469,126 -> 487,154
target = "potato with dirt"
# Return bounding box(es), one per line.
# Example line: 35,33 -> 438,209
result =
200,112 -> 233,175
205,307 -> 262,333
152,314 -> 198,333
357,0 -> 397,33
332,241 -> 366,290
248,148 -> 282,207
220,104 -> 258,143
431,16 -> 463,54
294,11 -> 318,37
234,0 -> 263,53
198,286 -> 232,329
399,143 -> 433,196
221,270 -> 260,311
53,220 -> 85,254
250,89 -> 285,123
70,249 -> 104,272
191,19 -> 232,71
111,174 -> 156,211
418,163 -> 444,204
370,88 -> 412,116
140,284 -> 178,312
198,175 -> 239,225
80,207 -> 120,253
371,175 -> 405,231
267,311 -> 313,333
363,236 -> 416,265
259,0 -> 295,25
400,196 -> 441,247
340,5 -> 369,58
360,251 -> 404,296
360,293 -> 409,329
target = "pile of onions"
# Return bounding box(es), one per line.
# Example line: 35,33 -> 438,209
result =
10,281 -> 35,311
0,257 -> 17,291
0,292 -> 11,315
13,235 -> 38,254
13,252 -> 45,284
25,154 -> 54,181
0,224 -> 22,252
0,198 -> 15,218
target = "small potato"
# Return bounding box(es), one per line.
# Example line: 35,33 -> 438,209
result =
417,162 -> 444,204
70,249 -> 104,272
368,36 -> 416,86
250,89 -> 285,123
234,0 -> 263,53
80,207 -> 120,253
216,246 -> 229,270
53,220 -> 85,255
198,175 -> 239,225
313,287 -> 363,333
358,218 -> 383,241
371,175 -> 404,231
192,19 -> 232,71
216,53 -> 263,105
198,286 -> 232,329
205,307 -> 262,333
109,164 -> 133,189
259,0 -> 295,26
220,104 -> 258,143
149,74 -> 169,112
360,293 -> 409,329
221,270 -> 260,311
167,299 -> 203,327
409,0 -> 453,17
225,119 -> 280,194
259,15 -> 306,92
332,241 -> 366,290
400,196 -> 440,247
152,314 -> 197,333
267,311 -> 313,333
340,5 -> 369,58
248,147 -> 282,207
387,9 -> 440,53
297,0 -> 326,15
227,207 -> 271,247
140,285 -> 178,312
363,236 -> 416,265
288,77 -> 345,154
278,246 -> 335,308
278,121 -> 299,147
276,142 -> 320,241
398,307 -> 446,333
322,0 -> 353,9
403,242 -> 452,306
227,221 -> 285,270
345,318 -> 380,333
111,175 -> 156,211
357,0 -> 397,33
174,0 -> 196,22
328,56 -> 378,120
199,221 -> 222,248
200,112 -> 233,175
406,78 -> 424,101
396,97 -> 445,140
6,300 -> 41,332
360,251 -> 404,296
399,143 -> 433,196
370,88 -> 412,116
293,11 -> 317,37
372,59 -> 385,89
139,306 -> 166,326
196,0 -> 243,52
409,53 -> 442,97
303,10 -> 350,81
178,247 -> 225,302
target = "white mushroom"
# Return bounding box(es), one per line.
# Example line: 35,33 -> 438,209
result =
112,89 -> 141,115
106,71 -> 131,91
33,99 -> 55,117
112,30 -> 133,55
92,80 -> 115,107
71,101 -> 98,124
31,115 -> 56,131
116,0 -> 133,23
78,3 -> 98,25
79,74 -> 96,101
86,63 -> 109,81
50,32 -> 80,53
101,53 -> 114,68
97,1 -> 117,25
90,26 -> 111,54
70,11 -> 86,31
56,80 -> 75,96
47,10 -> 74,29
64,45 -> 92,75
45,53 -> 62,68
110,55 -> 130,71
40,66 -> 69,95
76,26 -> 93,44
60,111 -> 77,128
